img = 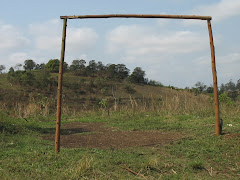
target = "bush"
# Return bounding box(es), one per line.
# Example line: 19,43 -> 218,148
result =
8,70 -> 36,86
219,92 -> 234,105
148,80 -> 163,86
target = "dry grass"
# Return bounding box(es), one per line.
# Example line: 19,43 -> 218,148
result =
112,89 -> 213,116
6,91 -> 240,118
11,95 -> 51,118
1,82 -> 239,118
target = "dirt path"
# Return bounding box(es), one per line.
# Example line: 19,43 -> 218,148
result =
42,122 -> 184,149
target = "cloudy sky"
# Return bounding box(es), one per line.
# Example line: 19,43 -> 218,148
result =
0,0 -> 240,87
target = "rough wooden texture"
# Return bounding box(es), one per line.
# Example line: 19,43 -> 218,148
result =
60,14 -> 211,20
207,20 -> 221,135
55,18 -> 67,153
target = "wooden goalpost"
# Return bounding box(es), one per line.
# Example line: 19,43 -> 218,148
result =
55,14 -> 220,153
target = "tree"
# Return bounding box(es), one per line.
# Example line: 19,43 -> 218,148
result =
0,65 -> 6,74
14,63 -> 22,71
63,62 -> 68,72
97,61 -> 105,71
106,64 -> 116,78
24,59 -> 36,70
85,60 -> 97,76
116,64 -> 130,79
194,81 -> 207,92
8,67 -> 14,74
236,79 -> 240,90
46,59 -> 59,72
128,67 -> 146,84
7,67 -> 16,82
96,61 -> 106,76
88,60 -> 97,74
104,63 -> 129,80
69,59 -> 86,72
219,83 -> 225,94
79,59 -> 86,69
225,79 -> 236,91
70,60 -> 80,71
206,85 -> 214,93
35,63 -> 45,70
45,59 -> 68,73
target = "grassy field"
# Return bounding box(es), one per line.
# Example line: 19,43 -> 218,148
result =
1,110 -> 239,179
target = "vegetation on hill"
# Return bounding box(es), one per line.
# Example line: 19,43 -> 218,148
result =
0,58 -> 240,118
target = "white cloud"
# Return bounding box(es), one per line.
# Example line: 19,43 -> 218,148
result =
105,24 -> 214,87
0,19 -> 99,68
8,52 -> 32,66
217,53 -> 240,81
195,53 -> 240,84
218,53 -> 240,64
106,24 -> 208,64
66,28 -> 98,53
0,21 -> 30,67
29,19 -> 60,36
183,0 -> 240,25
195,56 -> 210,66
29,19 -> 98,57
156,19 -> 170,27
29,19 -> 61,52
0,22 -> 30,52
35,35 -> 61,51
199,0 -> 240,22
105,21 -> 240,87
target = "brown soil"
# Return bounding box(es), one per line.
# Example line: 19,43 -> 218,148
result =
42,122 -> 184,149
224,133 -> 240,140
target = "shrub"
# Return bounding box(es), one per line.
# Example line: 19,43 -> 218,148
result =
7,70 -> 36,86
219,92 -> 234,105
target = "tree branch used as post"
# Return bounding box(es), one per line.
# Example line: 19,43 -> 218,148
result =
55,18 -> 67,153
60,14 -> 211,20
207,20 -> 221,135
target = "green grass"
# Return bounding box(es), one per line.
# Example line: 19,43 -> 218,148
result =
0,111 -> 240,179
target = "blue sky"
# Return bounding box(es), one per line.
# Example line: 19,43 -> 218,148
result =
0,0 -> 240,87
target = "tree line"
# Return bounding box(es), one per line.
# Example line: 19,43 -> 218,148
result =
3,59 -> 163,87
192,80 -> 240,93
2,59 -> 239,98
191,80 -> 240,101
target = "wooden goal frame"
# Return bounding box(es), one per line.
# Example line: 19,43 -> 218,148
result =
55,14 -> 220,153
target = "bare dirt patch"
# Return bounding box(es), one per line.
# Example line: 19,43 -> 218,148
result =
224,133 -> 240,140
42,122 -> 184,149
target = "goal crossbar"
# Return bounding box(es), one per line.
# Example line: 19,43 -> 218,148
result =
60,14 -> 212,20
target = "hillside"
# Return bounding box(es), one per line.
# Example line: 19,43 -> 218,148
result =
0,71 -> 212,117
